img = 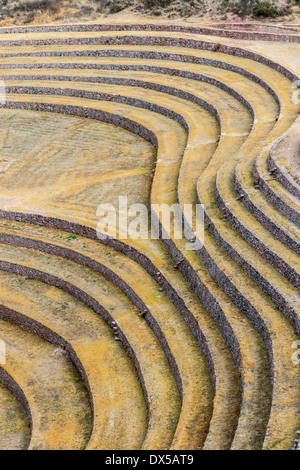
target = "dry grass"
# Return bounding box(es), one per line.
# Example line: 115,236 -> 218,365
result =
0,19 -> 299,452
0,0 -> 298,25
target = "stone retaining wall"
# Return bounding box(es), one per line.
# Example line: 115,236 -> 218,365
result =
0,23 -> 299,43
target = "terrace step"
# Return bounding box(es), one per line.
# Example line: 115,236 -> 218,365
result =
0,241 -> 216,450
267,118 -> 300,199
1,53 -> 298,258
0,22 -> 299,43
88,41 -> 298,448
54,57 -> 278,448
0,258 -> 180,451
235,158 -> 300,255
116,55 -> 300,448
0,27 -> 298,450
0,88 -> 221,447
0,52 -> 282,448
2,74 -> 298,280
0,90 -> 186,229
0,47 -> 298,284
2,63 -> 298,290
231,96 -> 300,258
0,318 -> 92,450
178,57 -> 300,449
0,380 -> 30,450
0,85 -> 251,448
256,137 -> 300,227
0,218 -> 242,450
213,97 -> 300,314
150,81 -> 273,449
0,270 -> 149,450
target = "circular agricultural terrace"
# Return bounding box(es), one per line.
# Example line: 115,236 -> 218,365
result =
0,20 -> 299,451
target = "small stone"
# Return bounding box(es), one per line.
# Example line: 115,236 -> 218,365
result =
52,348 -> 67,357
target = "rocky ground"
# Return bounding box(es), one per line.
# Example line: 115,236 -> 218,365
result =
0,0 -> 299,27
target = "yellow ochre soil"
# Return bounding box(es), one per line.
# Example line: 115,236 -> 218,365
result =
0,19 -> 299,451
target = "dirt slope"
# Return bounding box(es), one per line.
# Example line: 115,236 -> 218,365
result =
0,0 -> 299,27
